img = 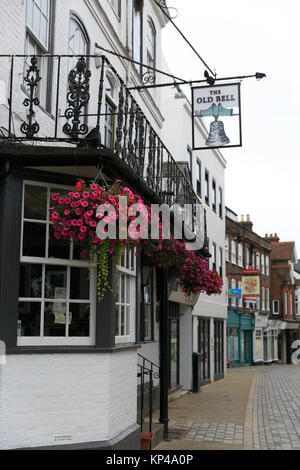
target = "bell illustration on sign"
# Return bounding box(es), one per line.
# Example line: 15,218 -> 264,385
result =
200,103 -> 233,147
193,83 -> 240,150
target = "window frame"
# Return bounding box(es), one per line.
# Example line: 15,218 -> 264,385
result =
18,180 -> 97,347
25,0 -> 56,113
273,299 -> 280,315
218,186 -> 223,218
219,247 -> 223,278
68,12 -> 90,67
115,249 -> 136,344
231,240 -> 236,265
266,288 -> 270,311
225,237 -> 229,262
212,242 -> 217,271
147,16 -> 156,73
205,170 -> 209,205
246,248 -> 250,269
109,0 -> 121,19
212,179 -> 216,213
238,243 -> 243,268
132,0 -> 143,76
266,256 -> 270,276
261,287 -> 265,311
256,252 -> 260,272
196,159 -> 201,197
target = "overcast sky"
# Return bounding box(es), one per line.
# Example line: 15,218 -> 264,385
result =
162,0 -> 300,256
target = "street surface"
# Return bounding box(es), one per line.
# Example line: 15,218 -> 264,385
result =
154,365 -> 300,450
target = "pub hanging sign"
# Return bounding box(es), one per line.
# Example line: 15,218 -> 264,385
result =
192,83 -> 242,150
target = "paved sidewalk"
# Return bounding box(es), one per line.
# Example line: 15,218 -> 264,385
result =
154,367 -> 256,450
154,365 -> 300,450
253,366 -> 300,450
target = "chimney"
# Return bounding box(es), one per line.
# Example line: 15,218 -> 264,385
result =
238,213 -> 253,231
265,233 -> 280,242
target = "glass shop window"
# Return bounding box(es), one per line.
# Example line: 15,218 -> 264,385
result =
18,181 -> 96,346
115,248 -> 136,343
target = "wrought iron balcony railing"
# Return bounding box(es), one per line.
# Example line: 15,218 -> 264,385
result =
0,54 -> 205,237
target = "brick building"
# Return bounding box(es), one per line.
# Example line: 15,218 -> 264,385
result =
226,209 -> 274,366
265,234 -> 299,364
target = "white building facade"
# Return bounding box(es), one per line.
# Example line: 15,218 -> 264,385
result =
0,0 -> 181,450
161,82 -> 227,389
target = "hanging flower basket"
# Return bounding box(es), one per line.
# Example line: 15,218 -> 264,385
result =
49,180 -> 150,301
49,180 -> 223,302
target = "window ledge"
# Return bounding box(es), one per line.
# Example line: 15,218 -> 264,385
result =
6,343 -> 141,355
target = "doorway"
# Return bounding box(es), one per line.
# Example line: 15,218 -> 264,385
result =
198,319 -> 210,385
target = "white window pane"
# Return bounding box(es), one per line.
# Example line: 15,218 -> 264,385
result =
33,5 -> 41,37
126,306 -> 130,335
41,0 -> 48,15
40,15 -> 47,46
26,0 -> 34,29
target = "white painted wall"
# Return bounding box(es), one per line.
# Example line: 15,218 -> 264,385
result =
160,65 -> 227,383
0,0 -> 168,139
0,350 -> 137,449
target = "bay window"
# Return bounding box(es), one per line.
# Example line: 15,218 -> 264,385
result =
115,248 -> 136,343
18,181 -> 96,346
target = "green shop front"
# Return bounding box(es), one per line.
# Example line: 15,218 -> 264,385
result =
227,308 -> 254,367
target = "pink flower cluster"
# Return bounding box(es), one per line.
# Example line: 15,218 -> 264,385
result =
49,181 -> 152,256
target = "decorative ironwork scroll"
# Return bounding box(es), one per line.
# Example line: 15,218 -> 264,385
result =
63,57 -> 91,139
20,57 -> 41,138
142,70 -> 156,85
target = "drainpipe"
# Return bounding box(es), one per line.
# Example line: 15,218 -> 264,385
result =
159,267 -> 169,440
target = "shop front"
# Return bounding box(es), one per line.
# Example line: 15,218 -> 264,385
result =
214,320 -> 224,380
227,308 -> 254,367
279,322 -> 300,364
254,314 -> 280,364
198,318 -> 211,385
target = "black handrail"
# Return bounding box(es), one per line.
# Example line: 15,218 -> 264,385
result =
137,353 -> 160,449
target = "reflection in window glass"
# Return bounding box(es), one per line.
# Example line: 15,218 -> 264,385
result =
19,182 -> 94,344
44,302 -> 66,337
24,184 -> 47,220
18,302 -> 41,336
69,304 -> 90,337
45,265 -> 67,299
70,267 -> 90,300
23,222 -> 46,258
19,264 -> 42,298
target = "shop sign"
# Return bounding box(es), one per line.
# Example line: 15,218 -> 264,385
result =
229,288 -> 242,298
255,313 -> 268,328
242,275 -> 260,300
192,83 -> 242,150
